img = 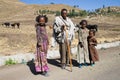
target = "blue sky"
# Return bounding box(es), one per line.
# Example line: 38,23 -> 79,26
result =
20,0 -> 120,10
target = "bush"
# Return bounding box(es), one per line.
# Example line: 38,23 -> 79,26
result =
5,58 -> 17,65
55,11 -> 60,16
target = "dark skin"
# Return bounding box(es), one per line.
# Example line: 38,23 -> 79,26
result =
39,17 -> 46,26
38,17 -> 46,46
61,10 -> 67,20
89,31 -> 94,37
79,21 -> 88,48
89,31 -> 94,45
38,17 -> 49,46
61,10 -> 68,30
89,31 -> 97,46
81,21 -> 87,29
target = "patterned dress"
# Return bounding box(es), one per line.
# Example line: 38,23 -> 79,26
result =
35,25 -> 49,72
77,27 -> 90,64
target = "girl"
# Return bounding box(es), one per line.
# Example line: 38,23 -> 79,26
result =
77,20 -> 90,68
35,15 -> 49,76
88,30 -> 99,66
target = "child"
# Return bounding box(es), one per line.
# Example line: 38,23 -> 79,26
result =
77,20 -> 90,68
35,15 -> 49,76
87,30 -> 99,66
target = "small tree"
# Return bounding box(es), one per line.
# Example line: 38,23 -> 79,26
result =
79,10 -> 88,17
39,10 -> 42,14
41,10 -> 47,14
107,6 -> 111,13
95,8 -> 100,13
68,9 -> 76,17
55,11 -> 60,16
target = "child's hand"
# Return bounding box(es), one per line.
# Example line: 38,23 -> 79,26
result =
39,45 -> 43,52
90,42 -> 94,45
38,43 -> 41,46
90,42 -> 97,46
37,42 -> 41,47
79,42 -> 84,48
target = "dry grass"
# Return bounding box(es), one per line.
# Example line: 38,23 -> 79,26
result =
0,0 -> 120,56
0,0 -> 80,21
0,25 -> 36,55
0,17 -> 120,56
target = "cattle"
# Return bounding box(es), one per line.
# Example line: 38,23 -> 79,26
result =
75,24 -> 98,32
2,22 -> 10,28
11,23 -> 20,29
86,25 -> 98,32
2,22 -> 20,29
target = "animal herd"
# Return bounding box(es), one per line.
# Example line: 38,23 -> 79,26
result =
1,22 -> 20,29
1,22 -> 98,31
76,24 -> 98,32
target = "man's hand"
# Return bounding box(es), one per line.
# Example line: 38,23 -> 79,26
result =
61,25 -> 67,31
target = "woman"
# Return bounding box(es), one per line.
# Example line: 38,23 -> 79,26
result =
35,15 -> 49,76
77,20 -> 90,68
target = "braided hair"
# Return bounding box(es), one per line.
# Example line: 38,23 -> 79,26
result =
35,15 -> 48,23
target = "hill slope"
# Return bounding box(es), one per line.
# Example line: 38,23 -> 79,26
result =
0,0 -> 80,21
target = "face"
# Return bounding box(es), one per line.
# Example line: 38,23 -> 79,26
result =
89,31 -> 94,37
39,17 -> 45,25
61,10 -> 67,19
81,21 -> 87,28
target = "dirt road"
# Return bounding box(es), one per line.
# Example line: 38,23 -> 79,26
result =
0,47 -> 120,80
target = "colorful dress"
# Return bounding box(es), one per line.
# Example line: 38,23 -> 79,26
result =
77,27 -> 90,64
35,25 -> 49,72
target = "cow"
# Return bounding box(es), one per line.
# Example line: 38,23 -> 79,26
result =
75,24 -> 98,32
2,22 -> 10,28
11,22 -> 20,29
86,25 -> 98,32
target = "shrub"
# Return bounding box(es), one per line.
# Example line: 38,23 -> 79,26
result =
5,58 -> 17,65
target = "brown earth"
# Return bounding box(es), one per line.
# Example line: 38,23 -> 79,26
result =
0,0 -> 120,55
0,17 -> 120,55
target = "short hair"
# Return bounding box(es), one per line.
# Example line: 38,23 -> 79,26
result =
80,20 -> 88,25
61,8 -> 67,14
89,30 -> 96,36
35,15 -> 48,23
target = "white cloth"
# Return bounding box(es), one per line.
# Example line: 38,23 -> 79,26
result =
50,37 -> 57,47
53,16 -> 75,42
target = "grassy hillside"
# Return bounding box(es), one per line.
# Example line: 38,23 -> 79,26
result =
0,0 -> 80,22
0,0 -> 120,55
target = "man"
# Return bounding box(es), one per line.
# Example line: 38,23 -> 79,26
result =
53,8 -> 75,69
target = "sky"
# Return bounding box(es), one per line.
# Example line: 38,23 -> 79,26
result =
20,0 -> 120,11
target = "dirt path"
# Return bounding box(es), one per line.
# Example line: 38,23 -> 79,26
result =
0,47 -> 120,80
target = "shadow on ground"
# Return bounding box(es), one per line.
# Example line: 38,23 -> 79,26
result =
27,59 -> 42,75
27,58 -> 79,74
47,58 -> 79,67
